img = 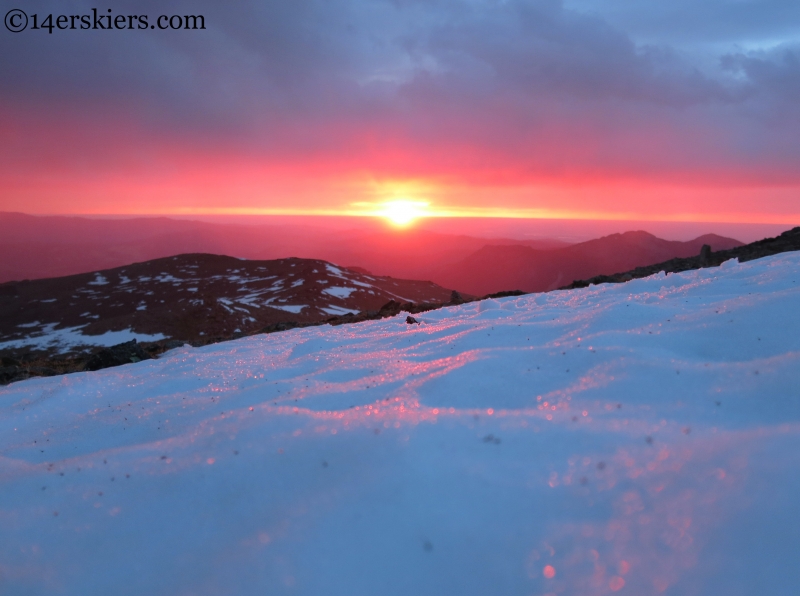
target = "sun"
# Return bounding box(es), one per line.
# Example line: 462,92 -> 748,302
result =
380,200 -> 429,227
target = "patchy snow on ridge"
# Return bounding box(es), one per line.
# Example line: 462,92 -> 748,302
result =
86,273 -> 109,286
1,253 -> 457,356
268,304 -> 307,314
320,304 -> 360,316
2,254 -> 800,595
0,326 -> 167,354
322,286 -> 357,299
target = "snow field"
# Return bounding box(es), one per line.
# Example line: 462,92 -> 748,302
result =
1,254 -> 800,595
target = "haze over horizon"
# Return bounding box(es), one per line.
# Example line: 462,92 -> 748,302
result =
34,212 -> 795,244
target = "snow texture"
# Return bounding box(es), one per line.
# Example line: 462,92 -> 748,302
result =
0,326 -> 167,354
320,305 -> 360,316
1,254 -> 800,595
268,304 -> 307,314
322,286 -> 358,299
86,273 -> 109,286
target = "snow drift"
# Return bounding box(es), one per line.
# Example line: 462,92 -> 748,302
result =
2,253 -> 799,595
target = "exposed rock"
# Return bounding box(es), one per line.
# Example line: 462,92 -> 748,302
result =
162,340 -> 188,351
406,316 -> 420,325
28,367 -> 58,377
84,340 -> 153,372
484,290 -> 526,299
449,290 -> 465,304
699,244 -> 712,266
0,366 -> 24,385
378,300 -> 403,317
261,321 -> 300,333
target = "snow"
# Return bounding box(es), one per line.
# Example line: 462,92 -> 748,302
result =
2,254 -> 800,595
153,273 -> 182,283
325,263 -> 346,277
0,325 -> 167,354
268,304 -> 307,314
86,273 -> 109,286
322,286 -> 357,299
320,304 -> 360,316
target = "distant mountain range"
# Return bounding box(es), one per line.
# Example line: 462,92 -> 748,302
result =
432,231 -> 745,295
0,212 -> 748,296
0,212 -> 568,284
0,254 -> 457,358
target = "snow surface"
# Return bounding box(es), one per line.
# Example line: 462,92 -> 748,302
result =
2,254 -> 800,595
0,326 -> 167,354
320,304 -> 360,316
86,273 -> 109,286
268,304 -> 307,314
322,286 -> 358,299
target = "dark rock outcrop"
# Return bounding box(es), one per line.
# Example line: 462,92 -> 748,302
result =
84,340 -> 153,372
378,300 -> 403,317
0,366 -> 25,384
699,244 -> 712,266
484,290 -> 527,299
261,321 -> 301,334
449,290 -> 465,305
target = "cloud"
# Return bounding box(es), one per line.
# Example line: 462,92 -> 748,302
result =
0,0 -> 799,214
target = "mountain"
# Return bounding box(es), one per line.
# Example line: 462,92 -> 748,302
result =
562,225 -> 800,289
0,213 -> 569,283
0,213 -> 749,297
435,230 -> 745,295
2,252 -> 799,595
308,228 -> 569,280
0,253 -> 458,358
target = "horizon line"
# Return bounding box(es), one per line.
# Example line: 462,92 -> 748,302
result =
2,209 -> 798,226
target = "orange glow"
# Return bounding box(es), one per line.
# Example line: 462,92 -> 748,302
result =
379,200 -> 429,227
1,103 -> 799,223
543,565 -> 556,579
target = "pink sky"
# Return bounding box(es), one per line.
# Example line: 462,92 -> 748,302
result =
1,2 -> 798,225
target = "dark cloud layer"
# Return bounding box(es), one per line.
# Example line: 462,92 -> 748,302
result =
1,0 -> 799,192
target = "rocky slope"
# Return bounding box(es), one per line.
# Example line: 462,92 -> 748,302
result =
0,253 -> 460,361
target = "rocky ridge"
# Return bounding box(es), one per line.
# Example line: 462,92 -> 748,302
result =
561,226 -> 800,289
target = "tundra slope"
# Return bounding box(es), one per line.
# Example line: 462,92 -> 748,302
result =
0,254 -> 459,358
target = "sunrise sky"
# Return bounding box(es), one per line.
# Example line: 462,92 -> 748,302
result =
1,0 -> 799,225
